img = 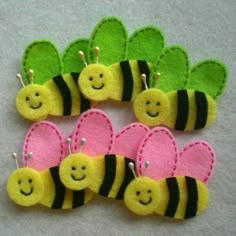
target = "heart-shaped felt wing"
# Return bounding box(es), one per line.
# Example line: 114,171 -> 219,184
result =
175,141 -> 215,184
112,123 -> 149,161
71,109 -> 114,156
136,127 -> 178,180
23,121 -> 65,171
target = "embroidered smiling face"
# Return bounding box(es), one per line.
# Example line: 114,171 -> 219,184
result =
133,89 -> 170,126
16,84 -> 52,121
124,177 -> 160,215
78,64 -> 113,101
59,153 -> 95,190
7,168 -> 44,206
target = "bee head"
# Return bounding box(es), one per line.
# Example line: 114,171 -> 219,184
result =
78,47 -> 114,101
16,70 -> 52,121
59,138 -> 95,190
133,73 -> 170,126
124,162 -> 160,215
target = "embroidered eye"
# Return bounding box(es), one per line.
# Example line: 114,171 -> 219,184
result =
28,179 -> 32,183
25,97 -> 30,101
18,180 -> 21,185
156,102 -> 160,106
99,74 -> 103,78
89,77 -> 93,81
35,92 -> 39,96
71,166 -> 76,171
136,191 -> 140,196
81,166 -> 86,170
146,101 -> 150,105
148,189 -> 152,193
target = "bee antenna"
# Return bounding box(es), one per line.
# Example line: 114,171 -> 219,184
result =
12,152 -> 19,169
128,162 -> 137,179
78,51 -> 88,66
79,138 -> 86,152
66,138 -> 72,154
28,69 -> 34,84
26,151 -> 33,167
154,72 -> 161,88
16,73 -> 25,88
141,74 -> 149,90
95,46 -> 100,64
144,160 -> 150,176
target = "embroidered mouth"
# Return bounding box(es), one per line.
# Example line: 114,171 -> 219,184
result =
20,187 -> 33,196
146,111 -> 159,117
30,103 -> 42,109
139,197 -> 152,205
71,174 -> 86,181
92,84 -> 105,90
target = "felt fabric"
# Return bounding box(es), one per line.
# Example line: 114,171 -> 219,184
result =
175,141 -> 216,184
136,127 -> 178,179
70,109 -> 114,156
127,26 -> 165,64
112,122 -> 149,161
23,121 -> 65,171
89,16 -> 128,65
187,60 -> 227,100
22,40 -> 62,85
150,46 -> 189,91
62,39 -> 89,73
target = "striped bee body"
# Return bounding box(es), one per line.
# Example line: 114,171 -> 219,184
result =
45,73 -> 91,116
109,60 -> 153,101
40,166 -> 93,209
166,90 -> 216,131
90,154 -> 135,200
155,176 -> 209,219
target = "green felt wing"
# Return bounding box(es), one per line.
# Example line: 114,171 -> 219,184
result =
127,26 -> 165,63
22,40 -> 62,85
62,39 -> 89,73
187,60 -> 227,99
89,16 -> 128,65
150,46 -> 189,92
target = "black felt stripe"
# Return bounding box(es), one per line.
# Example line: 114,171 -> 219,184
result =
49,167 -> 66,209
99,155 -> 117,197
120,61 -> 134,101
71,72 -> 91,113
194,91 -> 208,130
72,190 -> 85,208
53,75 -> 72,115
116,158 -> 135,200
185,176 -> 198,219
165,177 -> 180,217
175,90 -> 189,130
137,60 -> 150,90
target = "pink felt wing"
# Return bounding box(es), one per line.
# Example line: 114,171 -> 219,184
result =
112,123 -> 149,161
175,141 -> 215,184
71,109 -> 114,156
136,127 -> 178,180
23,121 -> 65,171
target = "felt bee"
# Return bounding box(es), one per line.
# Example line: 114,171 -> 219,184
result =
77,47 -> 153,102
16,70 -> 90,122
124,127 -> 216,219
133,73 -> 218,130
7,121 -> 94,209
59,109 -> 149,200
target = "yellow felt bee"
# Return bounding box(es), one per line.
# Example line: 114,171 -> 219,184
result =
7,121 -> 94,209
16,70 -> 90,121
124,127 -> 216,219
78,47 -> 153,102
59,109 -> 148,200
133,73 -> 218,131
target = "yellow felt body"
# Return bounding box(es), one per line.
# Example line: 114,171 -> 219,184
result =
165,90 -> 217,131
7,168 -> 44,207
16,84 -> 52,121
124,177 -> 160,216
133,88 -> 170,126
45,73 -> 81,116
155,176 -> 209,219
